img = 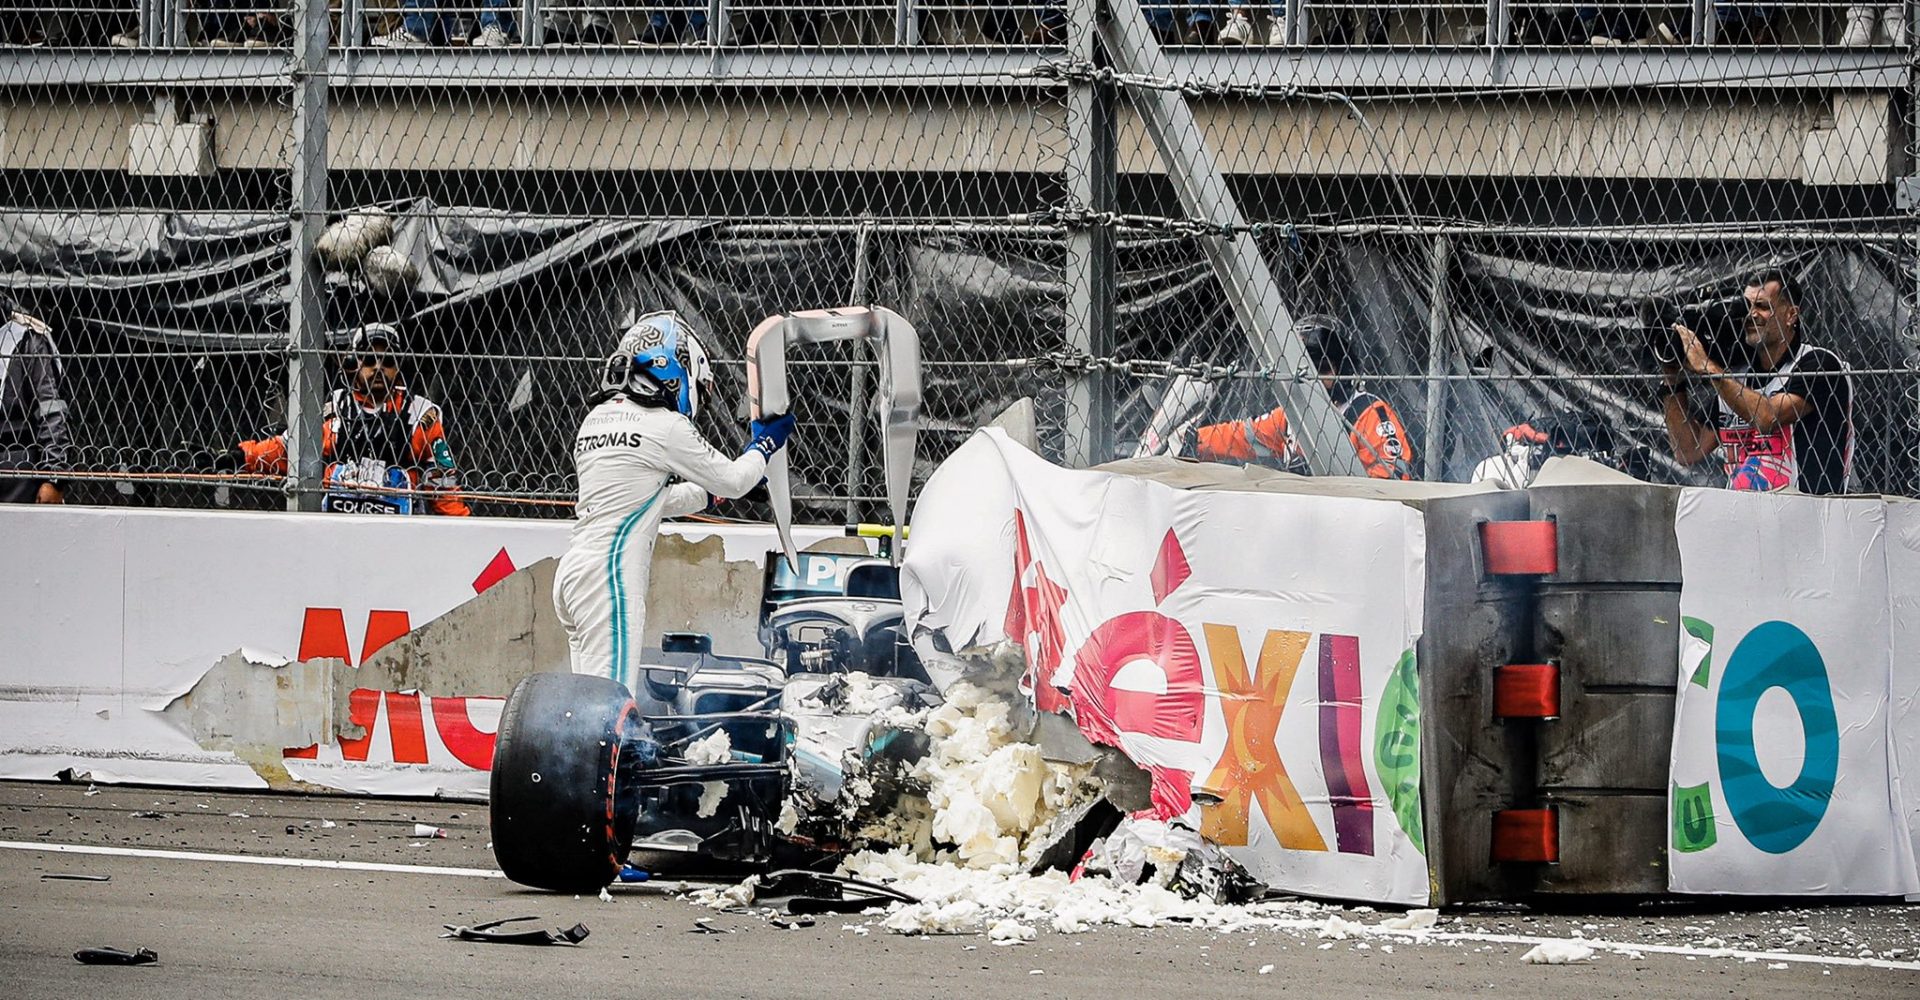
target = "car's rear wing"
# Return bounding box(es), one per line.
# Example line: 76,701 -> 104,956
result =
744,307 -> 922,570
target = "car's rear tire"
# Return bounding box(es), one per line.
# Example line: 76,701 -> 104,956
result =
489,672 -> 645,892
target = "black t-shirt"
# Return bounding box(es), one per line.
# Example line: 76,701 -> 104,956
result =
1714,343 -> 1853,495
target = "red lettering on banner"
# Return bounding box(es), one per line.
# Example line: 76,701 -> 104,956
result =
338,689 -> 427,764
361,610 -> 412,661
431,697 -> 498,769
472,547 -> 517,594
1006,509 -> 1072,713
1071,610 -> 1205,817
298,608 -> 352,664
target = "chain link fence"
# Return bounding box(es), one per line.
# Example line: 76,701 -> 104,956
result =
4,0 -> 1917,520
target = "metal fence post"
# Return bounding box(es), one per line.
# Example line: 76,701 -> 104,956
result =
1063,0 -> 1115,467
845,220 -> 875,520
1425,234 -> 1451,481
286,0 -> 330,512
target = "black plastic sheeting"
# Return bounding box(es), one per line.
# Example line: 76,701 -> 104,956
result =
4,200 -> 1916,513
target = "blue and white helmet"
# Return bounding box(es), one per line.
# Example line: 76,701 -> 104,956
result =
603,310 -> 716,419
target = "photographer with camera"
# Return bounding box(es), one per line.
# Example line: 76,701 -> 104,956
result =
1658,270 -> 1853,495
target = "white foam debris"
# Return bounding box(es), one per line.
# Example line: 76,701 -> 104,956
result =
776,800 -> 800,835
839,848 -> 1296,938
1318,915 -> 1367,940
911,682 -> 1087,869
1376,908 -> 1438,931
1768,963 -> 1789,970
686,729 -> 733,765
688,875 -> 758,910
598,887 -> 613,902
989,919 -> 1038,946
1520,940 -> 1596,965
696,781 -> 729,818
885,898 -> 986,935
1258,964 -> 1275,975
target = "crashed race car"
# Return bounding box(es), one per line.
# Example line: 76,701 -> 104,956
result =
488,542 -> 939,892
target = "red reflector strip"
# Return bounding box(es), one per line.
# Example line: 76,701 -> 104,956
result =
1480,520 -> 1558,576
1494,664 -> 1561,719
1491,808 -> 1559,864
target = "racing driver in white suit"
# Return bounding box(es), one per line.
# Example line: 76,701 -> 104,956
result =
555,311 -> 796,687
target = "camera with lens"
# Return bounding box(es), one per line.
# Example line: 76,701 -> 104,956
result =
1637,291 -> 1749,369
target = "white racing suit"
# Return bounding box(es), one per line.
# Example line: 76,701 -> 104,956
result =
554,397 -> 771,687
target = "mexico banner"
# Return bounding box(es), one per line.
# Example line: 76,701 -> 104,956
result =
903,430 -> 1430,905
1670,488 -> 1919,895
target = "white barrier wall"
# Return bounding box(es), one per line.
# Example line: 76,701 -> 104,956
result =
0,505 -> 817,797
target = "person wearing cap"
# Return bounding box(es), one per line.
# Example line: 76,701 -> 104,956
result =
1173,314 -> 1415,479
201,324 -> 471,515
0,295 -> 70,504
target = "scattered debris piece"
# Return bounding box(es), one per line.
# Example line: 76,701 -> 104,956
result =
83,786 -> 100,797
285,826 -> 298,835
988,919 -> 1037,946
73,947 -> 157,965
597,888 -> 613,903
227,812 -> 249,819
753,870 -> 917,916
129,811 -> 164,819
40,874 -> 111,882
1520,941 -> 1596,965
440,916 -> 589,946
1377,909 -> 1439,931
771,915 -> 816,930
690,918 -> 733,934
412,823 -> 448,839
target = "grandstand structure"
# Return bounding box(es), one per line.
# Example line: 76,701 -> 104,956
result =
2,1 -> 1915,514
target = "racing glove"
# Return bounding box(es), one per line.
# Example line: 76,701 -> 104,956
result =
746,413 -> 796,460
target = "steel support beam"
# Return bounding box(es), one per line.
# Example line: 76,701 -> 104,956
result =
1424,234 -> 1451,481
284,0 -> 330,512
1100,0 -> 1364,477
1062,0 -> 1115,468
3,48 -> 1903,91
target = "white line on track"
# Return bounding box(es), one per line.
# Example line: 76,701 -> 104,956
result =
4,840 -> 1917,972
0,839 -> 504,878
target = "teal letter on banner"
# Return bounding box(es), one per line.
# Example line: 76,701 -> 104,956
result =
1714,621 -> 1838,855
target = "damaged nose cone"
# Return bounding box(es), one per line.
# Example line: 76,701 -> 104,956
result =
745,306 -> 922,570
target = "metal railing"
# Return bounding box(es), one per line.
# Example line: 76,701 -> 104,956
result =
2,0 -> 1909,46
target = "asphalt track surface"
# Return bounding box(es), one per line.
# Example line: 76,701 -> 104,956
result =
2,781 -> 1916,1000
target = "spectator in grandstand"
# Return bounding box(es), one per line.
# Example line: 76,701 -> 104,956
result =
629,3 -> 708,45
544,7 -> 617,45
1143,5 -> 1219,44
368,0 -> 526,46
1839,4 -> 1905,44
199,323 -> 471,515
198,2 -> 286,47
1169,314 -> 1415,479
1712,2 -> 1776,43
554,311 -> 793,683
1576,5 -> 1680,44
0,296 -> 70,505
1660,270 -> 1854,494
1216,3 -> 1387,45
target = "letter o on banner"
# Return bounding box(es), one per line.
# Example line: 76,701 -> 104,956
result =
1714,621 -> 1839,855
